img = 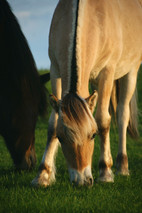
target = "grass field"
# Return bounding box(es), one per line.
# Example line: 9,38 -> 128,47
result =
0,66 -> 142,213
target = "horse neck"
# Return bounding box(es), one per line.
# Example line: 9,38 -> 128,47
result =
72,75 -> 90,99
67,0 -> 90,99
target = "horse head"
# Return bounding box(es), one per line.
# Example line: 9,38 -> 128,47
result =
0,0 -> 50,171
0,73 -> 49,170
50,91 -> 98,186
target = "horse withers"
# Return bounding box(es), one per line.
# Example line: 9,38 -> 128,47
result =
0,0 -> 49,170
32,0 -> 142,186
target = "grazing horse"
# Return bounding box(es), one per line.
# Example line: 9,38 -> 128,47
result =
0,0 -> 49,169
32,0 -> 142,186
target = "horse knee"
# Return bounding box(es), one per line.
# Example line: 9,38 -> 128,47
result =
95,113 -> 111,138
47,111 -> 58,141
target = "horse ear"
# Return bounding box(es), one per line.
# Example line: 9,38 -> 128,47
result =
85,90 -> 98,113
49,94 -> 59,113
40,73 -> 50,84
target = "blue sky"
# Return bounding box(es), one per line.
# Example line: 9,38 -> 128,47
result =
8,0 -> 58,69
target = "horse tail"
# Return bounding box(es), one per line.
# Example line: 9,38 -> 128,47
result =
110,80 -> 139,139
39,73 -> 50,117
128,89 -> 139,138
40,73 -> 50,84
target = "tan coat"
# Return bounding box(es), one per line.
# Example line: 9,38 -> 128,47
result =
32,0 -> 142,187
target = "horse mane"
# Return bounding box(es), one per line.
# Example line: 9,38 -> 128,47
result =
60,93 -> 97,144
69,0 -> 80,93
0,0 -> 47,117
61,93 -> 90,125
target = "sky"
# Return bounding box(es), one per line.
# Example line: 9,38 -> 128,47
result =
7,0 -> 58,69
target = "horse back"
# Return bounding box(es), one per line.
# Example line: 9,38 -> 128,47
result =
49,0 -> 142,85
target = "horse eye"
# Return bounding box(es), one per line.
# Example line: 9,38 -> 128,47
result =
91,133 -> 96,140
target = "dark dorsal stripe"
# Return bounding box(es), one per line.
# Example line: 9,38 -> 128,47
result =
69,0 -> 80,93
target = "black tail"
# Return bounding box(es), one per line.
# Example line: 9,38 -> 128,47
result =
40,73 -> 50,84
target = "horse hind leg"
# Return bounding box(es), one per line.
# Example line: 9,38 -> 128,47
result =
116,66 -> 139,175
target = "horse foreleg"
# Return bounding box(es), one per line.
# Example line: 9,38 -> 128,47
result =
32,65 -> 61,187
116,67 -> 138,175
32,111 -> 59,187
95,67 -> 115,182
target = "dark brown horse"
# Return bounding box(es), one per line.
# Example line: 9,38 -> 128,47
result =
0,0 -> 49,169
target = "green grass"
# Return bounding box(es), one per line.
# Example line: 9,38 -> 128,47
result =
0,67 -> 142,213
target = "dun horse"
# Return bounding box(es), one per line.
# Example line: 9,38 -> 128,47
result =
32,0 -> 142,186
0,0 -> 49,169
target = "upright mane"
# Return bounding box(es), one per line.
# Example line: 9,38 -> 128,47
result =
69,0 -> 80,93
0,0 -> 47,117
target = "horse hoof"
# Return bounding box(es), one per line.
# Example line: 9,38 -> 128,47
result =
31,172 -> 50,187
98,175 -> 114,183
31,170 -> 55,187
116,169 -> 130,176
98,169 -> 114,183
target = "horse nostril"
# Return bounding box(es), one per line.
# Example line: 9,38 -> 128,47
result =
86,177 -> 94,186
89,178 -> 93,185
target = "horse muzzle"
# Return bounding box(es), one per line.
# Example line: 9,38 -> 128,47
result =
15,146 -> 36,170
69,166 -> 94,187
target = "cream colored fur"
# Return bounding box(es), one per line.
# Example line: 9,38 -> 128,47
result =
32,0 -> 142,186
